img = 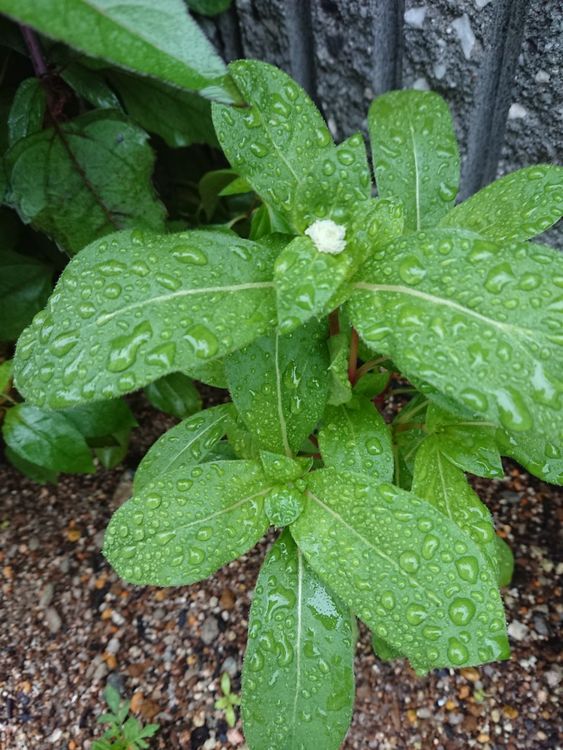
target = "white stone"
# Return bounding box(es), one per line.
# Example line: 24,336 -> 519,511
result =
508,103 -> 528,119
534,70 -> 550,83
434,62 -> 447,80
404,7 -> 427,29
508,620 -> 529,641
452,14 -> 476,60
475,0 -> 492,8
412,77 -> 431,91
305,219 -> 347,254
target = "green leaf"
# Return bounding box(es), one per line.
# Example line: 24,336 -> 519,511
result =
242,530 -> 355,750
109,71 -> 218,148
56,58 -> 123,110
412,437 -> 498,571
198,169 -> 238,220
186,0 -> 231,16
2,403 -> 94,473
496,428 -> 563,485
225,409 -> 261,460
353,370 -> 390,400
372,633 -> 402,662
225,320 -> 329,456
368,90 -> 460,231
185,357 -> 227,389
14,229 -> 278,408
319,397 -> 393,482
292,468 -> 509,672
327,331 -> 352,406
440,166 -> 563,241
494,535 -> 514,588
264,485 -> 306,527
5,110 -> 165,255
63,399 -> 137,438
212,60 -> 333,230
1,0 -> 235,101
104,460 -> 272,585
134,404 -> 232,491
0,247 -> 53,342
94,426 -> 132,469
259,451 -> 311,483
219,176 -> 252,196
8,78 -> 45,146
103,685 -> 121,714
349,230 -> 563,447
144,373 -> 202,419
5,445 -> 59,484
426,404 -> 504,479
0,360 -> 13,394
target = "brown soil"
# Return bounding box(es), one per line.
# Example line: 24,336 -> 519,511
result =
0,396 -> 561,750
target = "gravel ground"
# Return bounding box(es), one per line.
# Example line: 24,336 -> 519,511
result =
0,397 -> 561,750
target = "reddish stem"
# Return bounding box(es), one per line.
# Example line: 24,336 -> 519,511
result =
328,309 -> 340,337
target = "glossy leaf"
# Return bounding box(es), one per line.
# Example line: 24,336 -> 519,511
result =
14,230 -> 278,408
95,426 -> 132,470
134,404 -> 232,491
412,437 -> 498,571
225,320 -> 329,456
319,397 -> 393,482
349,230 -> 563,447
5,446 -> 59,484
5,110 -> 166,254
0,247 -> 53,341
63,399 -> 137,438
368,90 -> 459,231
426,404 -> 504,479
104,460 -> 272,585
440,166 -> 563,241
144,372 -> 202,419
109,71 -> 218,148
57,58 -> 122,110
327,331 -> 352,406
494,536 -> 514,588
292,468 -> 509,672
185,357 -> 227,389
243,530 -> 355,750
8,78 -> 45,146
497,428 -> 563,485
1,0 -> 234,101
2,403 -> 94,474
212,60 -> 333,231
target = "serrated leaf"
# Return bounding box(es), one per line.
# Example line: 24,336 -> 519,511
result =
8,78 -> 45,146
63,399 -> 137,438
292,468 -> 509,672
104,460 -> 272,585
368,90 -> 460,231
2,403 -> 94,474
349,230 -> 563,447
14,230 -> 278,408
0,247 -> 53,342
145,372 -> 202,419
109,71 -> 218,148
440,166 -> 563,241
5,110 -> 166,254
319,397 -> 393,482
1,0 -> 234,101
327,331 -> 352,406
496,428 -> 563,485
212,60 -> 333,231
242,530 -> 355,750
134,404 -> 231,490
225,320 -> 329,456
412,437 -> 498,572
426,404 -> 504,479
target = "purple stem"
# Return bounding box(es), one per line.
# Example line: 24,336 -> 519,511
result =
20,25 -> 49,78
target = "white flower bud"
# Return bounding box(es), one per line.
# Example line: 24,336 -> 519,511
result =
304,219 -> 347,254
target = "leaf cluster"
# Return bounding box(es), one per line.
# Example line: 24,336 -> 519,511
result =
93,685 -> 159,750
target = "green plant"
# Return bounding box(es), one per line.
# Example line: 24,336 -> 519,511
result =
215,672 -> 241,728
0,1 -> 241,480
11,55 -> 563,749
93,685 -> 159,750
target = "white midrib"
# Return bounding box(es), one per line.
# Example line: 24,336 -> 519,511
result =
353,282 -> 534,339
307,490 -> 442,606
169,487 -> 271,534
274,333 -> 292,457
409,121 -> 422,231
96,282 -> 274,325
290,548 -> 304,740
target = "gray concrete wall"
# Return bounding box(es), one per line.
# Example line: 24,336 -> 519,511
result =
202,0 -> 562,245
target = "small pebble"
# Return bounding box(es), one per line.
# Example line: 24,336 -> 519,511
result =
508,620 -> 529,641
201,615 -> 219,645
45,607 -> 62,634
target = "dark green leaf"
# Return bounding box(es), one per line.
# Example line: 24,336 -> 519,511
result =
292,468 -> 509,672
2,403 -> 94,473
104,460 -> 272,585
63,399 -> 136,438
2,0 -> 234,101
134,404 -> 232,491
8,78 -> 45,146
94,426 -> 132,469
319,397 -> 393,482
186,0 -> 231,16
57,58 -> 123,110
5,445 -> 59,484
198,169 -> 238,220
225,320 -> 329,455
14,230 -> 278,407
372,633 -> 402,662
6,110 -> 166,254
0,360 -> 12,393
242,530 -> 355,750
440,166 -> 563,241
353,370 -> 390,399
145,372 -> 202,419
327,331 -> 352,406
349,230 -> 563,447
368,90 -> 459,231
0,247 -> 53,342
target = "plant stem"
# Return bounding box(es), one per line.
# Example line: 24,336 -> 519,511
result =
355,356 -> 387,382
348,329 -> 359,385
328,309 -> 340,336
19,25 -> 49,78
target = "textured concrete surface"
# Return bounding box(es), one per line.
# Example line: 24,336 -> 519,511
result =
204,0 -> 561,244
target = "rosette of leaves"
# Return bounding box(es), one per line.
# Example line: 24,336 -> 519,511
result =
12,59 -> 563,749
